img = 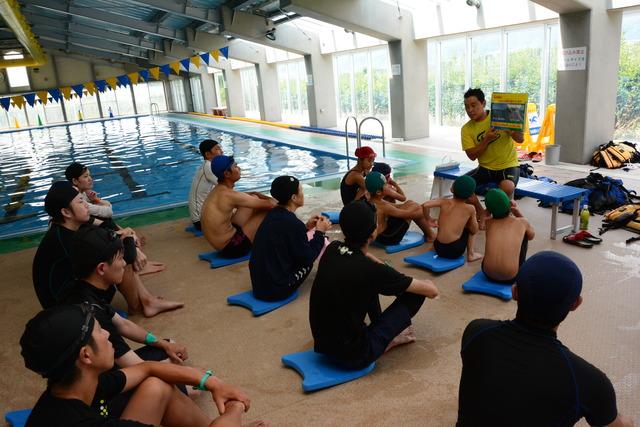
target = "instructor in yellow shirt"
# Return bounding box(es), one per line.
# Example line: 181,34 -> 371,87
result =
461,88 -> 524,228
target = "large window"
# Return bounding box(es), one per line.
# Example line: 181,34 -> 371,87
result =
615,11 -> 640,139
4,53 -> 30,88
428,22 -> 557,128
213,72 -> 227,108
170,78 -> 187,112
133,83 -> 152,114
277,60 -> 309,125
190,75 -> 205,113
148,81 -> 168,112
99,89 -> 119,117
240,66 -> 260,119
334,45 -> 391,131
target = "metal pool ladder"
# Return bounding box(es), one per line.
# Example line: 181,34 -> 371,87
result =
344,116 -> 386,169
150,103 -> 159,115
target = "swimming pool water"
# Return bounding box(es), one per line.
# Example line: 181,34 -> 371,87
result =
0,115 -> 350,238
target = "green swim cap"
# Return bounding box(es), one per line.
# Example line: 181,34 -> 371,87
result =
452,175 -> 476,199
485,188 -> 511,218
365,171 -> 386,195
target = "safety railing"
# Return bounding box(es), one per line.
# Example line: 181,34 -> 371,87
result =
150,103 -> 159,115
344,116 -> 386,167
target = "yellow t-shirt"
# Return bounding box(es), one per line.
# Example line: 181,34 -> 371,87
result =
461,113 -> 519,170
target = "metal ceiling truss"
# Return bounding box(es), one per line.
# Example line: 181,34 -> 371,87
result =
126,0 -> 221,26
40,39 -> 143,65
37,31 -> 149,59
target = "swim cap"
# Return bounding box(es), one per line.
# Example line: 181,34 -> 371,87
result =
20,305 -> 96,381
355,146 -> 376,159
452,175 -> 476,199
44,181 -> 79,218
515,251 -> 583,327
485,188 -> 511,218
72,224 -> 124,279
270,175 -> 300,205
211,155 -> 235,181
339,200 -> 377,243
372,162 -> 391,177
64,162 -> 87,181
365,171 -> 386,195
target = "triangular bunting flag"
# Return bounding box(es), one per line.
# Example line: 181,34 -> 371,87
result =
200,52 -> 210,65
105,77 -> 118,90
0,98 -> 10,111
37,91 -> 49,105
139,69 -> 150,82
60,87 -> 72,101
160,64 -> 172,77
149,67 -> 160,80
24,93 -> 37,107
117,75 -> 130,87
94,80 -> 107,93
219,46 -> 229,59
84,82 -> 96,96
191,55 -> 201,69
127,72 -> 139,85
12,96 -> 25,109
211,50 -> 219,62
48,88 -> 62,102
180,58 -> 191,72
72,84 -> 85,98
169,61 -> 181,75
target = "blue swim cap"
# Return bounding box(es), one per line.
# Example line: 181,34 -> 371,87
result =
515,251 -> 582,327
211,155 -> 235,181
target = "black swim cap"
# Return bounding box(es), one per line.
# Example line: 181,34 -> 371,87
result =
270,175 -> 300,205
44,181 -> 79,218
72,224 -> 124,279
20,304 -> 95,381
339,200 -> 377,243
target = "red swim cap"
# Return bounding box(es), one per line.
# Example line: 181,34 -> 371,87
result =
355,146 -> 376,159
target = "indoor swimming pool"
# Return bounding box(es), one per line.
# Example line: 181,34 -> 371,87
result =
0,115 -> 351,238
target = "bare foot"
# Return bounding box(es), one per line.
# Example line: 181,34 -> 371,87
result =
385,325 -> 416,353
467,252 -> 483,262
138,261 -> 166,276
143,297 -> 184,318
244,421 -> 268,427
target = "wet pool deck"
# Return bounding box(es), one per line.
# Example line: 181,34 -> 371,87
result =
1,120 -> 638,426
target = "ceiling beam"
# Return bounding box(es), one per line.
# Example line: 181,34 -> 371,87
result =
24,0 -> 186,42
226,0 -> 258,11
126,0 -> 221,26
35,31 -> 149,59
40,40 -> 140,65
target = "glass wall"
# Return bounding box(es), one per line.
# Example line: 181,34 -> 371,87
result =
333,45 -> 391,131
190,75 -> 205,113
240,66 -> 260,119
615,11 -> 640,139
169,78 -> 187,112
114,86 -> 135,116
213,72 -> 227,108
133,83 -> 151,114
148,81 -> 168,112
428,21 -> 558,128
99,89 -> 119,117
277,59 -> 309,125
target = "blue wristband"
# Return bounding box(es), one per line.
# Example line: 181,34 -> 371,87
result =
144,332 -> 158,345
193,369 -> 213,391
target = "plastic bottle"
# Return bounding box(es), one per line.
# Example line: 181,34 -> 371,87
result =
580,204 -> 590,230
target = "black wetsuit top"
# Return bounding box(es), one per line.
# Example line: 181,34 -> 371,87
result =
340,170 -> 364,205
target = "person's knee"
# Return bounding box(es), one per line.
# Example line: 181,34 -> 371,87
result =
500,180 -> 515,195
137,377 -> 173,405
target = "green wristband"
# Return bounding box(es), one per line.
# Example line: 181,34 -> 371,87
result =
144,332 -> 158,345
193,369 -> 213,391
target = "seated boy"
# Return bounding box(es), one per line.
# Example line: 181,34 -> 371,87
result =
64,224 -> 189,368
20,304 -> 264,427
482,188 -> 535,283
372,162 -> 406,203
423,175 -> 482,262
201,156 -> 276,259
188,139 -> 223,231
365,171 -> 436,245
250,176 -> 331,301
309,200 -> 439,369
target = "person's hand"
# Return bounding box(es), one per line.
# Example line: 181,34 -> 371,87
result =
158,341 -> 188,363
485,127 -> 499,144
117,228 -> 139,246
86,190 -> 100,203
509,130 -> 524,141
306,215 -> 320,230
510,200 -> 522,217
316,216 -> 331,233
206,377 -> 250,415
133,247 -> 147,272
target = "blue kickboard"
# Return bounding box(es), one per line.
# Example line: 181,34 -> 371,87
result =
462,271 -> 513,301
114,309 -> 128,319
320,211 -> 340,224
185,225 -> 203,237
373,231 -> 425,254
5,409 -> 31,427
282,350 -> 375,392
198,251 -> 251,268
404,250 -> 465,273
227,290 -> 299,316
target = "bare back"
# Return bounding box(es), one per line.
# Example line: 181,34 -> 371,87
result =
484,216 -> 528,280
436,199 -> 476,243
201,185 -> 239,249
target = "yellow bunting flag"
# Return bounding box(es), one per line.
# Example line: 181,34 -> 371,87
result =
60,87 -> 72,101
149,67 -> 160,80
12,96 -> 25,109
170,61 -> 181,75
37,91 -> 49,105
190,56 -> 201,69
105,77 -> 118,90
211,50 -> 219,62
127,72 -> 139,85
84,81 -> 96,95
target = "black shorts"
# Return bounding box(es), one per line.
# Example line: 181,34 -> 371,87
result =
375,216 -> 410,246
193,221 -> 201,231
465,166 -> 520,188
220,223 -> 252,259
433,228 -> 469,259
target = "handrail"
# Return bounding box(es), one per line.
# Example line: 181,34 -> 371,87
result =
344,116 -> 358,169
358,116 -> 386,158
150,103 -> 159,115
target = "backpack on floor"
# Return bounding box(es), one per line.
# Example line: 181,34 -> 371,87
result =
591,141 -> 640,169
600,204 -> 640,235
